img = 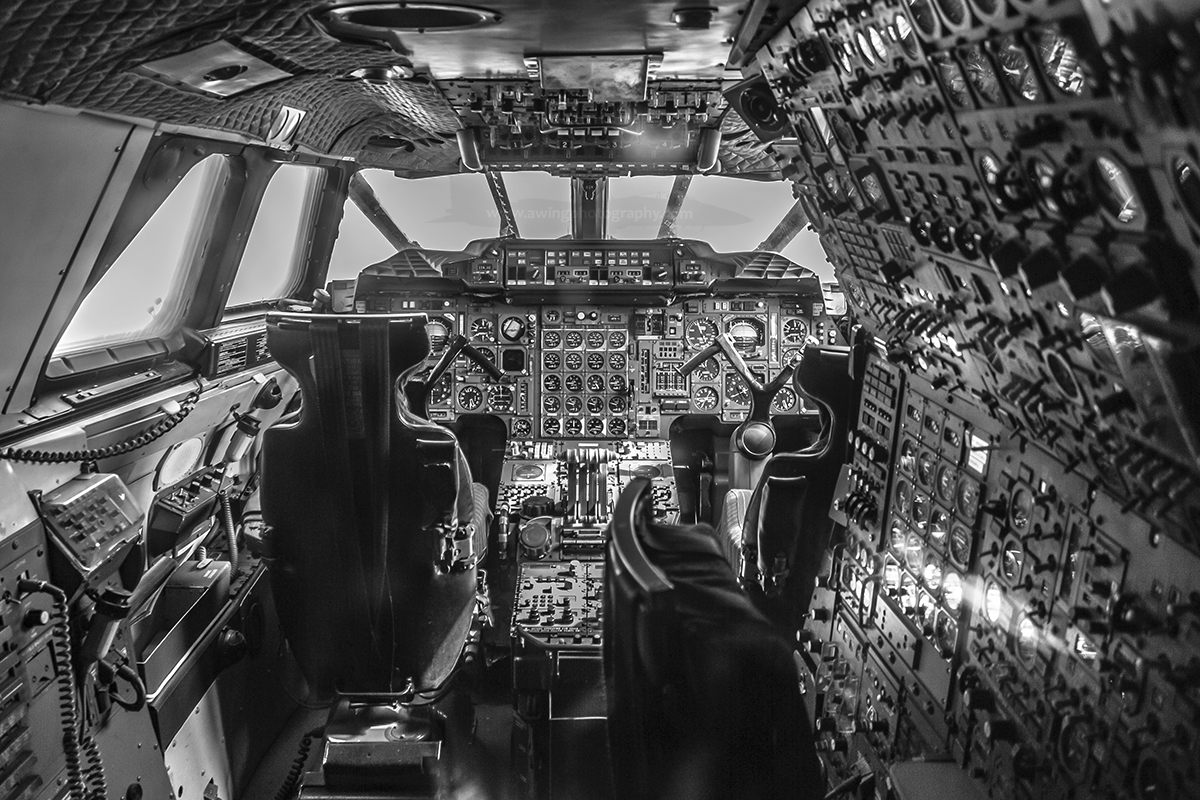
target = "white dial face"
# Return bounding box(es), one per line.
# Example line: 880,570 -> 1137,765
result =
693,386 -> 719,411
425,318 -> 451,352
684,318 -> 718,349
782,318 -> 809,344
726,318 -> 764,355
470,318 -> 494,341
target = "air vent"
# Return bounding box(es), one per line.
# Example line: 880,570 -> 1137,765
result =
133,41 -> 291,98
313,2 -> 502,48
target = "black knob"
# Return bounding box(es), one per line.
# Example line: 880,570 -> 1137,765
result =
963,688 -> 996,711
1018,247 -> 1064,290
519,522 -> 552,560
521,495 -> 554,519
24,609 -> 51,629
988,237 -> 1033,279
984,718 -> 1020,742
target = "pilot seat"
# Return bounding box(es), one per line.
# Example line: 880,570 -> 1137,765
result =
259,312 -> 489,798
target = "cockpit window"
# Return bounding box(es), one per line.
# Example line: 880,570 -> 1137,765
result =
326,194 -> 397,282
672,175 -> 796,252
360,170 -> 497,250
225,163 -> 323,309
502,171 -> 571,239
55,154 -> 230,356
607,175 -> 674,238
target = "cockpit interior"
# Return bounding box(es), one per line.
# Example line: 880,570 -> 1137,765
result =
1,1 -> 1199,799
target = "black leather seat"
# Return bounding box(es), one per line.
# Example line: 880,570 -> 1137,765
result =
260,312 -> 488,698
604,478 -> 823,800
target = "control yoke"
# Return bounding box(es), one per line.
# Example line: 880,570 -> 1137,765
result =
677,332 -> 795,460
408,334 -> 505,418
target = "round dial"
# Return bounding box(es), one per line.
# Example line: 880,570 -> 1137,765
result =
1016,615 -> 1041,662
608,396 -> 627,414
684,318 -> 719,350
772,388 -> 797,413
936,465 -> 956,502
956,480 -> 981,519
608,418 -> 627,437
782,348 -> 804,366
1002,541 -> 1024,581
950,526 -> 972,567
544,309 -> 561,324
930,509 -> 949,543
488,385 -> 513,412
609,353 -> 626,370
586,418 -> 605,436
693,386 -> 719,411
543,374 -> 561,392
565,418 -> 582,436
917,451 -> 936,486
543,417 -> 560,436
566,352 -> 583,370
543,396 -> 561,413
565,396 -> 583,414
695,358 -> 721,382
425,319 -> 451,352
566,374 -> 584,393
543,352 -> 561,370
1010,489 -> 1033,531
512,418 -> 532,438
470,318 -> 494,341
587,353 -> 605,371
586,396 -> 605,414
899,439 -> 917,474
609,374 -> 626,394
468,346 -> 495,374
430,375 -> 452,405
911,493 -> 930,531
587,331 -> 605,349
500,315 -> 526,341
543,330 -> 561,348
586,374 -> 606,393
724,372 -> 749,404
782,319 -> 809,344
565,331 -> 584,349
609,331 -> 626,349
727,318 -> 765,355
942,571 -> 963,611
458,386 -> 483,411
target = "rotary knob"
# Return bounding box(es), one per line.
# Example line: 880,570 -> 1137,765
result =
520,495 -> 554,519
519,522 -> 552,560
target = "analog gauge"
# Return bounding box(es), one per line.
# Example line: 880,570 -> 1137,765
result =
911,493 -> 930,531
936,0 -> 966,25
963,45 -> 1002,104
488,385 -> 513,412
586,396 -> 605,414
917,451 -> 936,486
783,318 -> 809,344
1059,718 -> 1093,778
500,316 -> 526,341
950,525 -> 972,566
543,330 -> 561,348
1002,541 -> 1025,581
894,13 -> 917,59
544,309 -> 561,324
684,318 -> 719,350
909,0 -> 938,35
936,465 -> 956,502
458,386 -> 483,411
566,352 -> 583,370
930,509 -> 949,543
1037,30 -> 1086,95
566,374 -> 584,393
935,55 -> 971,108
822,169 -> 846,201
896,479 -> 913,510
565,330 -> 584,348
725,373 -> 749,404
956,479 -> 981,519
1094,155 -> 1142,224
869,27 -> 889,61
772,388 -> 797,413
609,374 -> 627,394
923,556 -> 943,592
891,521 -> 908,556
860,173 -> 886,207
543,374 -> 561,392
468,347 -> 495,374
155,437 -> 205,489
470,318 -> 494,341
543,395 -> 561,413
609,331 -> 626,349
609,396 -> 627,414
856,31 -> 876,65
899,440 -> 917,474
565,418 -> 582,436
899,573 -> 918,612
543,352 -> 561,370
586,418 -> 605,436
586,353 -> 605,371
430,375 -> 452,405
983,581 -> 1004,623
543,417 -> 561,436
694,386 -> 720,411
942,571 -> 963,611
695,358 -> 721,382
586,374 -> 605,393
1016,615 -> 1041,662
609,353 -> 626,370
609,418 -> 627,436
565,396 -> 583,414
587,331 -> 606,349
834,41 -> 853,74
935,614 -> 957,658
904,533 -> 923,572
1010,489 -> 1033,531
996,35 -> 1042,101
782,348 -> 804,366
727,318 -> 765,355
425,319 -> 451,352
512,418 -> 532,438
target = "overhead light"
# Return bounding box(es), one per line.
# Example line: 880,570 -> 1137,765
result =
133,41 -> 291,98
671,6 -> 717,29
339,64 -> 416,84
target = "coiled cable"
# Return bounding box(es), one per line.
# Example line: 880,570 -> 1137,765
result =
0,389 -> 202,464
273,726 -> 324,800
221,492 -> 239,574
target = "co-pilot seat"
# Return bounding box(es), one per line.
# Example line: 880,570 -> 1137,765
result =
260,312 -> 488,797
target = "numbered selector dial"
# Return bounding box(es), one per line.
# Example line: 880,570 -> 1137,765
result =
458,385 -> 483,411
684,318 -> 719,349
693,386 -> 720,411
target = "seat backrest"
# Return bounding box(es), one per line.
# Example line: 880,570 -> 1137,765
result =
604,479 -> 822,800
261,312 -> 478,698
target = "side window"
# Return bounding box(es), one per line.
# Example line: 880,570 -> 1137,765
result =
326,196 -> 397,283
225,163 -> 324,309
55,154 -> 230,355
